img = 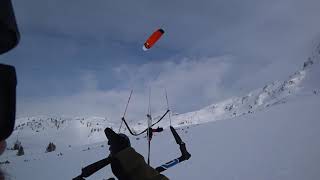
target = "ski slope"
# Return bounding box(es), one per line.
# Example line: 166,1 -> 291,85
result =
1,48 -> 320,179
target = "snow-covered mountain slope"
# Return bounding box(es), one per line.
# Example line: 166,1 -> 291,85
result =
135,51 -> 320,129
5,116 -> 116,155
1,86 -> 320,180
0,45 -> 319,179
7,45 -> 320,150
167,94 -> 320,180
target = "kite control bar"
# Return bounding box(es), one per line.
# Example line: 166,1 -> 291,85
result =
73,157 -> 112,180
155,126 -> 191,173
73,126 -> 190,179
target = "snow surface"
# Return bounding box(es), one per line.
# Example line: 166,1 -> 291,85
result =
1,49 -> 320,179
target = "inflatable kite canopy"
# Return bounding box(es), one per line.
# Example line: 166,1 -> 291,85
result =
143,28 -> 165,51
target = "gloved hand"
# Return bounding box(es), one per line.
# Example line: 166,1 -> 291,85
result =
0,64 -> 17,141
105,128 -> 131,155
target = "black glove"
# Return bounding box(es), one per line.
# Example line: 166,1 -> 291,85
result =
0,64 -> 16,141
105,128 -> 131,154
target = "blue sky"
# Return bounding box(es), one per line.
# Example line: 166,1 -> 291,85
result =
1,0 -> 319,121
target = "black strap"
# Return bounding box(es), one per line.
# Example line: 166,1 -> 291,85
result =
121,109 -> 170,136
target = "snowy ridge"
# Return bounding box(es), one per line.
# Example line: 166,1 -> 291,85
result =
170,71 -> 305,126
133,58 -> 318,129
168,46 -> 320,127
13,116 -> 116,137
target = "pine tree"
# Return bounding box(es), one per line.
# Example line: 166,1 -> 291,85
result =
46,142 -> 56,153
17,146 -> 24,156
13,139 -> 21,150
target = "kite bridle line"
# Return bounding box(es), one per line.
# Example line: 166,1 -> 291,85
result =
118,88 -> 171,165
119,88 -> 170,136
118,89 -> 133,133
147,88 -> 152,165
165,88 -> 172,126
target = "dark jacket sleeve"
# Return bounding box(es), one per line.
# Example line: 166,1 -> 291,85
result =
111,147 -> 169,180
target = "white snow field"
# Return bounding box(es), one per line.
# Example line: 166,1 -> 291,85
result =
1,49 -> 320,179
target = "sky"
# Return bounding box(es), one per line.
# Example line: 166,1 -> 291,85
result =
1,0 -> 320,121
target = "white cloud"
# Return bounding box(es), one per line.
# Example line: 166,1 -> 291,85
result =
17,56 -> 232,121
81,71 -> 99,91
